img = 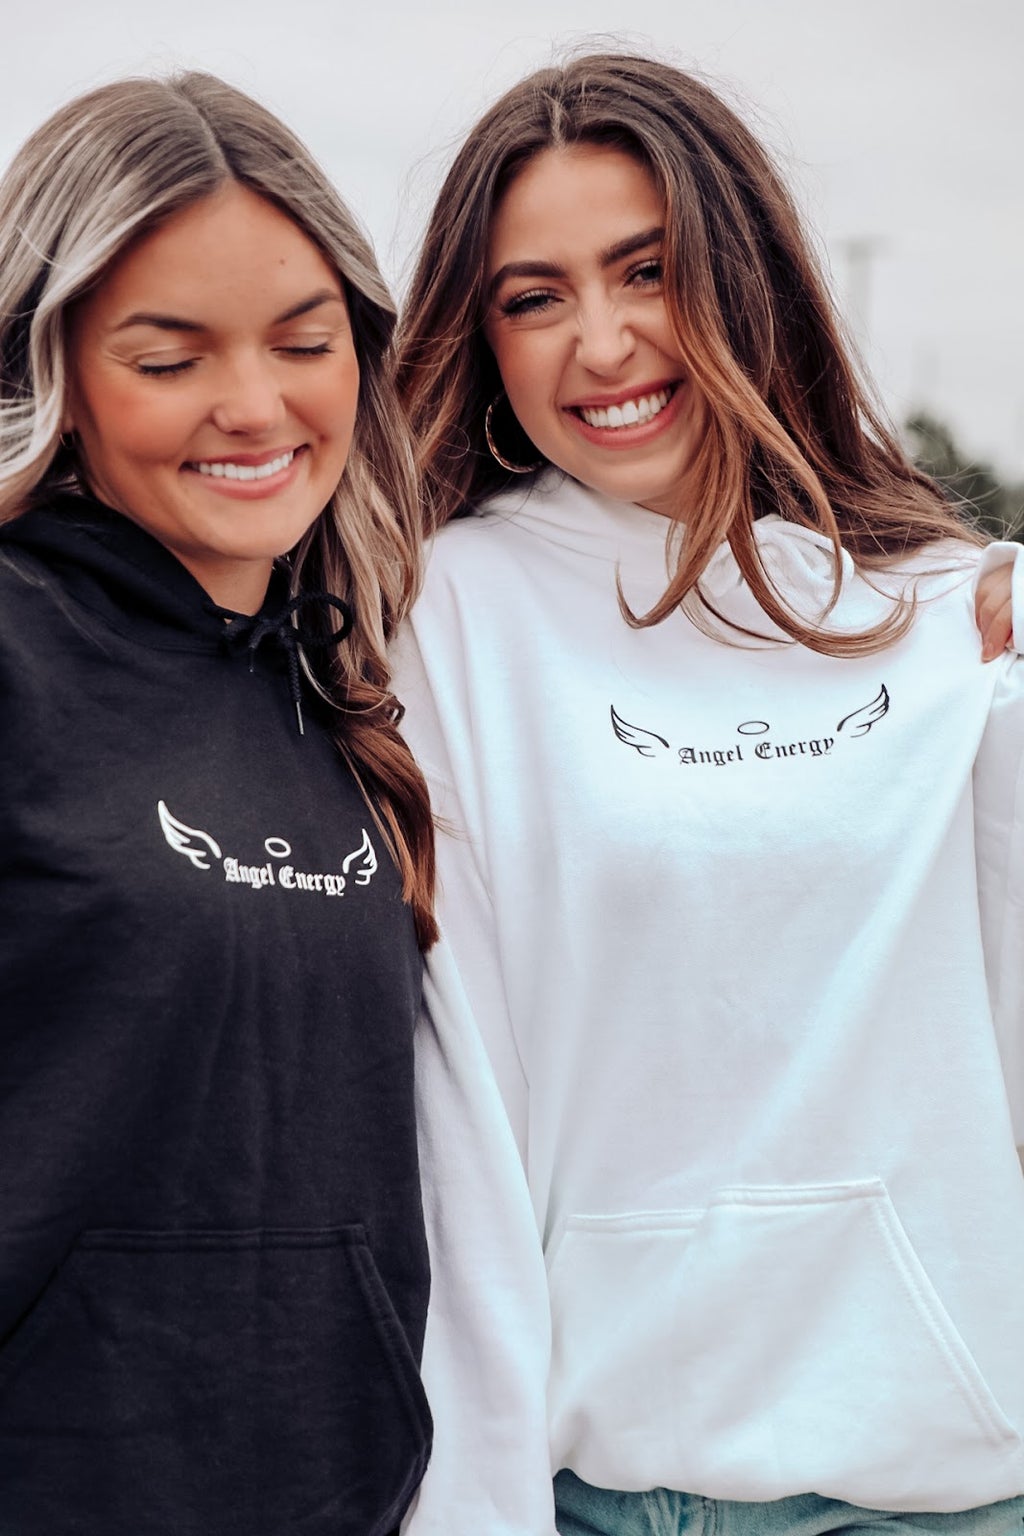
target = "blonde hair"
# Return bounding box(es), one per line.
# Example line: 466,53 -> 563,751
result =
398,53 -> 979,657
0,72 -> 437,943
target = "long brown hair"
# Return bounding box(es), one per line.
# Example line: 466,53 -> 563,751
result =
397,53 -> 978,657
0,72 -> 437,943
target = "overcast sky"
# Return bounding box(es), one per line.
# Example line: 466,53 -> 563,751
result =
6,0 -> 1023,476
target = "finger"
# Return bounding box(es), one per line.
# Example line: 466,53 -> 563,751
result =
975,569 -> 1011,626
980,597 -> 1014,660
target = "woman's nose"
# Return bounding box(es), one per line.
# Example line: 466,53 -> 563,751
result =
574,297 -> 636,376
210,354 -> 287,435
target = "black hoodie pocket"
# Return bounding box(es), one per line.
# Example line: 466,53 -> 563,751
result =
0,1226 -> 431,1536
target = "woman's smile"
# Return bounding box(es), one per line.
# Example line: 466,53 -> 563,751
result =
564,379 -> 687,449
186,444 -> 304,492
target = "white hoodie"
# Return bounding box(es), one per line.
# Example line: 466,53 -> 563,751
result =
394,472 -> 1024,1533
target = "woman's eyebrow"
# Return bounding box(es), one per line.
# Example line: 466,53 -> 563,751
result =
599,226 -> 664,266
112,289 -> 346,334
271,290 -> 347,324
112,311 -> 205,334
488,259 -> 566,298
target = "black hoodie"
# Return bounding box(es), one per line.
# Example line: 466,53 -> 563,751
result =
0,493 -> 431,1535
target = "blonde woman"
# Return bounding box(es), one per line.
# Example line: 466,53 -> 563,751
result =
0,74 -> 435,1534
393,54 -> 1024,1536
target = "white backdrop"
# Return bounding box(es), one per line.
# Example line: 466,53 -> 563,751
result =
5,0 -> 1022,475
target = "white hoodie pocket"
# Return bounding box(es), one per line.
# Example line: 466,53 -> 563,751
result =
546,1181 -> 1023,1511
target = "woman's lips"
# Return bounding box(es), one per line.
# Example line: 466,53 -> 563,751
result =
566,382 -> 686,448
183,445 -> 306,496
189,447 -> 298,481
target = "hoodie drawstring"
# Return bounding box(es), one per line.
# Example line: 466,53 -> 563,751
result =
210,592 -> 353,736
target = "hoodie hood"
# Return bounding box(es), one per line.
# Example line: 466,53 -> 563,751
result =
480,469 -> 976,637
1,491 -> 238,649
1,492 -> 351,731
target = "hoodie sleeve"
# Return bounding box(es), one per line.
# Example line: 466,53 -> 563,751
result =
974,650 -> 1024,1142
392,621 -> 558,1536
0,579 -> 158,1341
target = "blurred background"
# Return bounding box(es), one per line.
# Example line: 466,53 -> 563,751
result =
6,0 -> 1022,533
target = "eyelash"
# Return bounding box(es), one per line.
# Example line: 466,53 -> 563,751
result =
500,289 -> 555,319
137,359 -> 194,377
136,342 -> 335,378
498,258 -> 664,319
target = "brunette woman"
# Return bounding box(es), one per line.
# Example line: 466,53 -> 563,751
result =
393,53 -> 1024,1536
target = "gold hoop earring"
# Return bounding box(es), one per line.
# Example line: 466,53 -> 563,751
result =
484,393 -> 544,474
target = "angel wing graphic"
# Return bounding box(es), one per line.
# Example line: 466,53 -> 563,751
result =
342,828 -> 378,887
836,684 -> 890,738
610,705 -> 670,758
157,801 -> 222,871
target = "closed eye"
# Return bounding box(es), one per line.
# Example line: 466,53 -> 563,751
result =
277,342 -> 335,357
136,342 -> 335,376
137,359 -> 197,377
499,288 -> 560,319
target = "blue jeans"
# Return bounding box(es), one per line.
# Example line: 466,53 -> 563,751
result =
553,1471 -> 1024,1536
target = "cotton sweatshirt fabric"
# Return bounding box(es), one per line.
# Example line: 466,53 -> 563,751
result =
0,493 -> 431,1536
393,470 -> 1024,1535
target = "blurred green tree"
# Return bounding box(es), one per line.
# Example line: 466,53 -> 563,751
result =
905,411 -> 1024,543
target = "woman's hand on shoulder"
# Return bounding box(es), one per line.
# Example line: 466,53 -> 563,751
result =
976,559 -> 1017,660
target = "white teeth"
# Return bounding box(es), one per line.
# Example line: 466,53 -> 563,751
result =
194,450 -> 295,480
579,388 -> 673,430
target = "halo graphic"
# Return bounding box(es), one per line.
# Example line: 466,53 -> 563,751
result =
737,720 -> 770,736
265,837 -> 292,859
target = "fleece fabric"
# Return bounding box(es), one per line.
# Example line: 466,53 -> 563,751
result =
0,493 -> 430,1536
393,470 -> 1024,1535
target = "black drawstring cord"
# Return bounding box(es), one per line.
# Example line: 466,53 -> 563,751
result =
209,592 -> 353,736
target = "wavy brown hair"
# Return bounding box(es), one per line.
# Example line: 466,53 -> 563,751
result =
397,52 -> 979,656
0,71 -> 436,943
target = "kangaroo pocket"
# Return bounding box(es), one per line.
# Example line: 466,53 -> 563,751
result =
0,1226 -> 431,1536
546,1181 -> 1023,1510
